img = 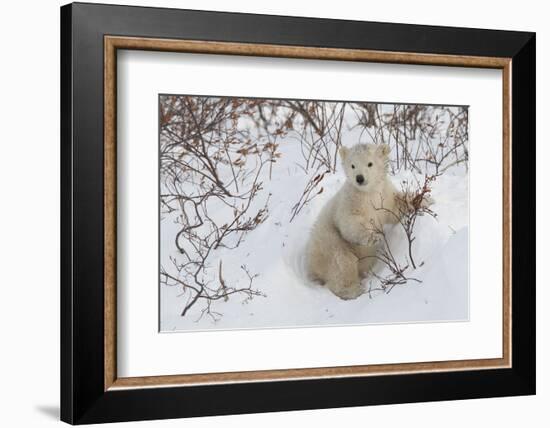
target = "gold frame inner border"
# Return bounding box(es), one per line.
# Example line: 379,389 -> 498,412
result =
104,35 -> 512,391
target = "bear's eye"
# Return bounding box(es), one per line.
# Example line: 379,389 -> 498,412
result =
351,164 -> 355,169
368,162 -> 373,167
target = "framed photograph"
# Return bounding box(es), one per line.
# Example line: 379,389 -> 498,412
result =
60,2 -> 535,424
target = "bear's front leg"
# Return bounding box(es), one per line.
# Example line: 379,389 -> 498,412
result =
325,250 -> 364,300
359,221 -> 382,246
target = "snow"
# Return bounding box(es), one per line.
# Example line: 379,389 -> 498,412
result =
159,102 -> 469,332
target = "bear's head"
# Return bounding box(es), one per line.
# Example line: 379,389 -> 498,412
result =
339,143 -> 390,192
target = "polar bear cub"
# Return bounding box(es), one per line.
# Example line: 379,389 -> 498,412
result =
306,143 -> 401,300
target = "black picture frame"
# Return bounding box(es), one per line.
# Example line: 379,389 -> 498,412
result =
61,2 -> 535,424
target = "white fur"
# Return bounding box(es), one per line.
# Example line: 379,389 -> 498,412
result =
306,143 -> 401,300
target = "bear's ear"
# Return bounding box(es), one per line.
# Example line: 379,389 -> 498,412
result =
377,144 -> 391,157
339,146 -> 349,162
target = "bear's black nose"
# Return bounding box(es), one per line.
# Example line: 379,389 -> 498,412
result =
356,174 -> 365,184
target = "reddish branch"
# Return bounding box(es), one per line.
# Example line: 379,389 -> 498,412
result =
160,95 -> 272,319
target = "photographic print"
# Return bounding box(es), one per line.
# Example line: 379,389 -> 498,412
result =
159,95 -> 469,332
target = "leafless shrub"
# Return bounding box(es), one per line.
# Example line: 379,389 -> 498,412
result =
364,175 -> 437,296
284,102 -> 467,220
160,95 -> 273,319
366,229 -> 422,297
161,259 -> 264,321
252,100 -> 348,220
350,104 -> 468,175
290,170 -> 329,222
283,101 -> 347,172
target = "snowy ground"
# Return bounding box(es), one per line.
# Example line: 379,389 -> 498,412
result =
160,122 -> 469,332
